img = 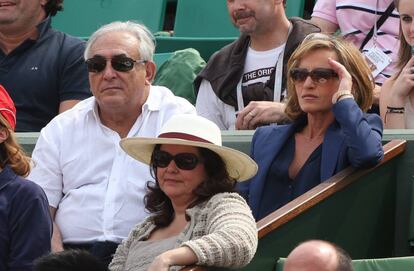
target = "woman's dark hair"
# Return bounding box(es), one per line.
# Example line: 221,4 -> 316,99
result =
34,250 -> 107,271
145,145 -> 236,227
44,0 -> 64,17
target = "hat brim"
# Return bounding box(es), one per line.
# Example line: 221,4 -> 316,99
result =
120,137 -> 258,182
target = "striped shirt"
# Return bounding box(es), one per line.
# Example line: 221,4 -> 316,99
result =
312,0 -> 400,84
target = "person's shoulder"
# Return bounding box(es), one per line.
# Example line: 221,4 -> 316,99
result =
150,85 -> 195,111
290,17 -> 321,34
199,192 -> 248,211
209,192 -> 246,203
206,35 -> 248,67
44,27 -> 86,51
254,124 -> 290,139
41,97 -> 95,132
5,172 -> 47,202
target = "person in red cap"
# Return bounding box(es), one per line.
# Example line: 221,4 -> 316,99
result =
0,84 -> 52,270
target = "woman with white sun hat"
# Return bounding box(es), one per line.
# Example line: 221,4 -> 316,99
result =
109,114 -> 258,271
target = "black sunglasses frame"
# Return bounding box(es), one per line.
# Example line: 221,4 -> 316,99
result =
153,150 -> 201,170
290,68 -> 339,84
85,55 -> 147,73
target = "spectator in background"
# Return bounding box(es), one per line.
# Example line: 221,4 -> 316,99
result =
238,34 -> 383,221
0,85 -> 52,270
28,21 -> 195,268
195,0 -> 320,130
284,240 -> 353,271
0,0 -> 91,132
380,0 -> 414,128
311,0 -> 400,112
35,250 -> 107,271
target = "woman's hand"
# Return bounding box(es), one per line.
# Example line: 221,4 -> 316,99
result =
388,56 -> 414,107
147,246 -> 198,271
328,58 -> 353,93
147,253 -> 171,271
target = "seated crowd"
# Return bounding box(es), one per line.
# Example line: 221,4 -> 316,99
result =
1,0 -> 413,270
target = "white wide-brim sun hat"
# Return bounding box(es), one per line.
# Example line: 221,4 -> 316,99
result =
120,114 -> 258,182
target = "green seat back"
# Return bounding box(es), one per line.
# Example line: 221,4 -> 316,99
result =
276,256 -> 414,271
52,0 -> 167,37
173,0 -> 239,37
153,52 -> 174,68
155,36 -> 236,61
285,0 -> 306,18
353,257 -> 414,271
409,178 -> 414,247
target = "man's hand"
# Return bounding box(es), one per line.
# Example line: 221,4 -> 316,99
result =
235,101 -> 287,130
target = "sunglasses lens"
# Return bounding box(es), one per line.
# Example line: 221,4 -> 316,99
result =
111,57 -> 135,72
290,68 -> 338,84
86,57 -> 106,73
153,151 -> 172,168
174,153 -> 199,170
153,151 -> 199,170
290,68 -> 308,82
310,68 -> 338,83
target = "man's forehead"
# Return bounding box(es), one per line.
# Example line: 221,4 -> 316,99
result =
89,32 -> 140,57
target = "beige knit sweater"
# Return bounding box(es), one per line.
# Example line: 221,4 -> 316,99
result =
109,192 -> 258,271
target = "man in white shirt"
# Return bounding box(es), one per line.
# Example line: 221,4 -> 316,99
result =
28,21 -> 195,267
194,0 -> 320,130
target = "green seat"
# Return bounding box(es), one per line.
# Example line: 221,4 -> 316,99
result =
153,52 -> 174,68
52,0 -> 167,37
409,177 -> 414,247
173,0 -> 239,37
285,0 -> 306,18
275,256 -> 414,271
155,36 -> 236,62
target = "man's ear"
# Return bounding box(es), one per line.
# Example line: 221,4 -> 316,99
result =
40,0 -> 49,6
0,127 -> 9,144
145,61 -> 156,85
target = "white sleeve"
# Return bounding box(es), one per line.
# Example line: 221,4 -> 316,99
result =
196,79 -> 230,130
28,124 -> 63,208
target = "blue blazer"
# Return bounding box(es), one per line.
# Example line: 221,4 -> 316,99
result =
238,99 -> 384,220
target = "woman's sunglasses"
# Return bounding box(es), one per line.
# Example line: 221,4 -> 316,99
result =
290,68 -> 338,84
153,150 -> 201,170
85,55 -> 146,73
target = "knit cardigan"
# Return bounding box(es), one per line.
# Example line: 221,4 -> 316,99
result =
109,192 -> 258,271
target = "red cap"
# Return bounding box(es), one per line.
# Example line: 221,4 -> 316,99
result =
0,85 -> 16,130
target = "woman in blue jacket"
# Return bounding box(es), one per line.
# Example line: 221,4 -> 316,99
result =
239,34 -> 384,220
0,85 -> 52,270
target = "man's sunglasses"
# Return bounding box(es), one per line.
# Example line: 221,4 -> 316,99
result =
153,150 -> 201,170
290,68 -> 338,84
85,55 -> 146,73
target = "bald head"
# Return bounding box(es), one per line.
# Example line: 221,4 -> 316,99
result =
284,240 -> 353,271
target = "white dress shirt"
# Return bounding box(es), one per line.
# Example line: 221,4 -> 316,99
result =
29,85 -> 196,244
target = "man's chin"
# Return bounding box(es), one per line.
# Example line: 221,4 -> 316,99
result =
237,26 -> 255,35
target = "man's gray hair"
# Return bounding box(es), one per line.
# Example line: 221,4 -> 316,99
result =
84,21 -> 155,61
